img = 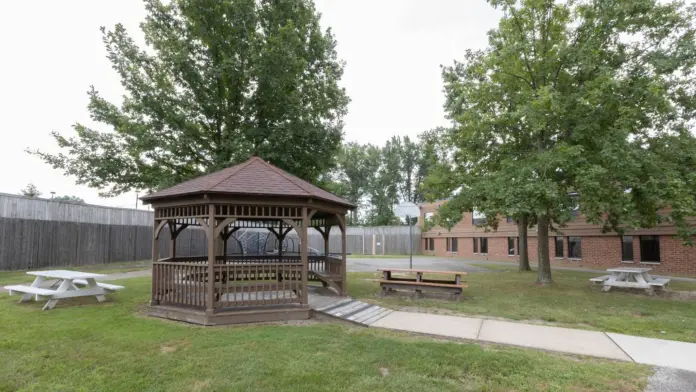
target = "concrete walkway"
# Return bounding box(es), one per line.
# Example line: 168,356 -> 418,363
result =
368,310 -> 696,372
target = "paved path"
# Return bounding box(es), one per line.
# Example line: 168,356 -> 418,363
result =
308,287 -> 393,326
368,310 -> 696,372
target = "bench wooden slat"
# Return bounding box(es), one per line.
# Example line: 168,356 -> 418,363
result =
648,278 -> 670,287
589,275 -> 611,283
5,285 -> 57,296
378,268 -> 468,276
72,279 -> 125,291
376,280 -> 467,289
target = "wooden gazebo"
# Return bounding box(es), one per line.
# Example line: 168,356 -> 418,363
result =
140,157 -> 355,325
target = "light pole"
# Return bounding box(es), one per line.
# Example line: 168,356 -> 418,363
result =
50,191 -> 55,200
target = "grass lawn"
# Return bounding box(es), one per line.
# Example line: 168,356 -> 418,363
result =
0,261 -> 151,287
0,276 -> 648,392
348,266 -> 696,343
347,254 -> 414,259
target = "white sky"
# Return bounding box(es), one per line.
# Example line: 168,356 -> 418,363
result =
0,0 -> 500,209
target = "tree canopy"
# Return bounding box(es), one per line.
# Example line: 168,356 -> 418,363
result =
433,0 -> 696,283
20,183 -> 42,198
30,0 -> 349,196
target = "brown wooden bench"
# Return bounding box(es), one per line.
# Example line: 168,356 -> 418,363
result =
376,268 -> 468,301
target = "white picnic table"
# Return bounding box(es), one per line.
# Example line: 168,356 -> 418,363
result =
5,270 -> 124,310
589,267 -> 670,295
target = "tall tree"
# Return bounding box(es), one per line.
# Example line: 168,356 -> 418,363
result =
398,136 -> 420,203
29,0 -> 349,196
415,128 -> 451,204
439,0 -> 696,284
333,142 -> 377,224
20,183 -> 42,198
53,195 -> 86,204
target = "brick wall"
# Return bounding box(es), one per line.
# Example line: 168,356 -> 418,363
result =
422,233 -> 696,276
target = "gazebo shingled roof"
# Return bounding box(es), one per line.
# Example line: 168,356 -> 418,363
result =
141,156 -> 355,208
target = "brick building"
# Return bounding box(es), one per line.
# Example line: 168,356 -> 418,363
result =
419,201 -> 696,276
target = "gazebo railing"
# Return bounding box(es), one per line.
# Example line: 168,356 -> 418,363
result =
152,255 -> 307,309
213,262 -> 303,308
307,256 -> 342,276
152,261 -> 208,308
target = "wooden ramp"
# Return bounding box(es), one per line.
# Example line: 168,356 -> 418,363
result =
308,287 -> 393,326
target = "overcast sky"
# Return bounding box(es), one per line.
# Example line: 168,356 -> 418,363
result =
0,0 -> 501,209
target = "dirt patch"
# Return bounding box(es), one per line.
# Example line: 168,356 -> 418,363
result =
660,290 -> 696,301
160,339 -> 191,354
190,380 -> 210,392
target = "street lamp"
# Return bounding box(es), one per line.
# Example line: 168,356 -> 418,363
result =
50,191 -> 55,200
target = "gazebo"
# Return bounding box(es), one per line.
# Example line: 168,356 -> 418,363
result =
140,157 -> 355,325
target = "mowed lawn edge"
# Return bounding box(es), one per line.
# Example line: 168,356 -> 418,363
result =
0,276 -> 649,392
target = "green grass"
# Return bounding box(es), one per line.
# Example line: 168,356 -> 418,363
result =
347,254 -> 414,259
349,267 -> 696,343
0,261 -> 150,287
0,277 -> 648,392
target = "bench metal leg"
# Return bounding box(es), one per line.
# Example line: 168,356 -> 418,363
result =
379,286 -> 387,297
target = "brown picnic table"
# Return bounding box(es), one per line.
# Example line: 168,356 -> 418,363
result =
376,268 -> 468,301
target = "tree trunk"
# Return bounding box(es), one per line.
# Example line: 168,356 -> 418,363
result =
518,215 -> 531,271
536,214 -> 553,284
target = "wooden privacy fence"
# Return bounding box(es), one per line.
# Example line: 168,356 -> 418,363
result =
0,194 -> 421,271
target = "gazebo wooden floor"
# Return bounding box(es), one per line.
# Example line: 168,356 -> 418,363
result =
148,303 -> 311,326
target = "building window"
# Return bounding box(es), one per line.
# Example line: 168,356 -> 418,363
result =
621,236 -> 633,262
473,238 -> 478,253
480,238 -> 488,254
446,238 -> 458,252
472,210 -> 486,225
555,236 -> 563,258
640,236 -> 660,263
424,238 -> 431,251
506,216 -> 514,223
429,238 -> 434,251
568,236 -> 581,259
508,237 -> 515,255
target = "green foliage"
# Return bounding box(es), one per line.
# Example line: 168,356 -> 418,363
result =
19,183 -> 41,198
328,132 -> 443,226
29,0 -> 349,196
437,0 -> 696,282
52,195 -> 86,204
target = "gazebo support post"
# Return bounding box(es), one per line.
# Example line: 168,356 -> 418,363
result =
323,225 -> 331,263
301,207 -> 309,305
206,204 -> 216,316
337,214 -> 347,295
150,217 -> 160,306
222,226 -> 227,261
168,221 -> 177,259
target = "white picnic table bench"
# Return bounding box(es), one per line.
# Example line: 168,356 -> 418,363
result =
5,270 -> 124,310
590,267 -> 669,295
